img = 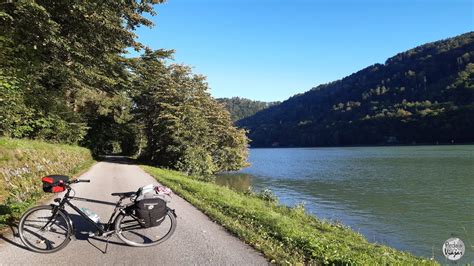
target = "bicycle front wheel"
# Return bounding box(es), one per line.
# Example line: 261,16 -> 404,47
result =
115,210 -> 177,247
18,205 -> 72,253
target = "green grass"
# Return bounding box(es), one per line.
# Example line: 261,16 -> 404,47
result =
143,166 -> 437,265
0,138 -> 94,228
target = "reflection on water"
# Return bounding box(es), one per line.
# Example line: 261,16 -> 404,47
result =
216,145 -> 474,263
215,173 -> 252,192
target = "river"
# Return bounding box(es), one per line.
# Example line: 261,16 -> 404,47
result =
216,145 -> 474,263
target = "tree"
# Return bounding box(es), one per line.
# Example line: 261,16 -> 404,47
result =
0,0 -> 163,144
132,51 -> 249,177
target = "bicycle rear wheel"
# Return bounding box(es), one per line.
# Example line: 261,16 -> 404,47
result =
18,205 -> 72,253
115,210 -> 176,247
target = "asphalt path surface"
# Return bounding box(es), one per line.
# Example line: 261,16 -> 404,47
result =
0,159 -> 266,265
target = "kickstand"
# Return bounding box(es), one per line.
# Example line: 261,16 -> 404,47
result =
103,236 -> 111,254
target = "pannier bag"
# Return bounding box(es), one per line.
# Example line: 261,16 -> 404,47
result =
135,195 -> 168,227
42,175 -> 69,193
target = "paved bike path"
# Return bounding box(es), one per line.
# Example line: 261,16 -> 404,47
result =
0,160 -> 266,265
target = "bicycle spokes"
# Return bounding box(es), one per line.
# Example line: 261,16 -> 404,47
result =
19,206 -> 72,253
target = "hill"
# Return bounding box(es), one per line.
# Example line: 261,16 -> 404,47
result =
238,32 -> 474,147
217,97 -> 279,122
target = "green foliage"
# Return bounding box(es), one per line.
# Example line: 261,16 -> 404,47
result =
143,166 -> 435,265
0,73 -> 30,137
216,97 -> 279,122
1,1 -> 250,175
133,52 -> 249,177
82,116 -> 140,156
254,188 -> 278,203
0,71 -> 88,143
239,32 -> 474,147
0,138 -> 94,227
0,0 -> 163,145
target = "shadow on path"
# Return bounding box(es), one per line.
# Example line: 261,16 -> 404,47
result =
96,155 -> 139,165
0,213 -> 129,254
0,224 -> 30,251
96,155 -> 157,168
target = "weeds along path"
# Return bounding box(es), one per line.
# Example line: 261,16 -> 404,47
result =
0,158 -> 266,265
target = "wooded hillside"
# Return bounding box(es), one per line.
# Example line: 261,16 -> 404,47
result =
239,32 -> 474,147
217,97 -> 278,121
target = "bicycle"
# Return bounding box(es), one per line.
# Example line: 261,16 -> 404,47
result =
18,179 -> 177,253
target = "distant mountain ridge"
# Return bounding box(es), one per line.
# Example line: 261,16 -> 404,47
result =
238,32 -> 474,147
217,97 -> 279,122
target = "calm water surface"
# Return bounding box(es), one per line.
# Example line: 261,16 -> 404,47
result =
217,145 -> 474,263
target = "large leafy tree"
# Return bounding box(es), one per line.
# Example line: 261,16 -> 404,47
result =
0,0 -> 163,144
132,51 -> 249,177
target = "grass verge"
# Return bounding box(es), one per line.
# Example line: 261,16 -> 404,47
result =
143,165 -> 437,265
0,138 -> 94,228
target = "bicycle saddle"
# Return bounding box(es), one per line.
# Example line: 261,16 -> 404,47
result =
111,191 -> 136,197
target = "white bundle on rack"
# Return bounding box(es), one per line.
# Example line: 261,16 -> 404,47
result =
135,184 -> 173,203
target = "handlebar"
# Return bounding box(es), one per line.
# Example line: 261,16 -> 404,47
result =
67,179 -> 90,184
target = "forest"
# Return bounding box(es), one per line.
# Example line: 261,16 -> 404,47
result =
217,97 -> 278,121
238,32 -> 474,147
0,0 -> 248,177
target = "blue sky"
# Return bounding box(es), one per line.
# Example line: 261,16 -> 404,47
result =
132,0 -> 473,101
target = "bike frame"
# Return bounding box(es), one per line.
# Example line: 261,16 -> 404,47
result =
49,188 -> 130,237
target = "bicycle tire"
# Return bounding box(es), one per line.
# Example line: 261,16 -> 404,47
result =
18,205 -> 72,253
115,210 -> 177,247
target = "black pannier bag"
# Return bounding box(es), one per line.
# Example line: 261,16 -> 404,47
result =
41,175 -> 69,193
135,197 -> 167,227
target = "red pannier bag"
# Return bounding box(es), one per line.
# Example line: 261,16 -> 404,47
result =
41,175 -> 69,193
